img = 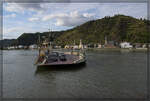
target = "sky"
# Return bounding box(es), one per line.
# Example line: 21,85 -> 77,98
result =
3,3 -> 147,39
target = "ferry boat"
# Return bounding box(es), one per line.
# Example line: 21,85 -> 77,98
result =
35,33 -> 86,67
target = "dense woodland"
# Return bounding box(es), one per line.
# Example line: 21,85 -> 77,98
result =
1,14 -> 150,48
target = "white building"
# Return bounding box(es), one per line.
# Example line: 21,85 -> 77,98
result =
79,39 -> 84,49
29,44 -> 38,49
73,45 -> 79,49
120,42 -> 133,48
18,45 -> 24,49
97,44 -> 102,48
84,45 -> 88,49
54,46 -> 61,49
8,46 -> 15,50
65,45 -> 69,49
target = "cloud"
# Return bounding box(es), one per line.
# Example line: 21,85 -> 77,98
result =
4,3 -> 45,13
28,17 -> 39,22
4,27 -> 23,34
3,27 -> 36,39
95,3 -> 147,19
42,13 -> 68,21
3,27 -> 23,39
5,13 -> 16,18
4,0 -> 70,3
42,11 -> 95,27
83,13 -> 95,18
3,3 -> 147,39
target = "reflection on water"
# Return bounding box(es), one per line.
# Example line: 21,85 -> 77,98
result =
3,50 -> 148,99
35,63 -> 86,75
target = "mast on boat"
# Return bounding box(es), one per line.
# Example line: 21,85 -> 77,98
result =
48,25 -> 54,52
38,35 -> 41,48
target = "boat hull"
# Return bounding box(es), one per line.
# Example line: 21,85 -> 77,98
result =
35,50 -> 87,68
37,60 -> 86,67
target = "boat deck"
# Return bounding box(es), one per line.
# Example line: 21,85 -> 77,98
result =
39,54 -> 80,66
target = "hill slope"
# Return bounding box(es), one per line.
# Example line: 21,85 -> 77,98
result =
16,31 -> 65,46
1,14 -> 149,48
55,15 -> 150,45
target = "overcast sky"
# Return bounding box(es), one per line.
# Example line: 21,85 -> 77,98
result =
3,3 -> 147,39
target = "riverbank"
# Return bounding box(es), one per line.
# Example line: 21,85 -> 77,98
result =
1,47 -> 149,52
87,48 -> 148,52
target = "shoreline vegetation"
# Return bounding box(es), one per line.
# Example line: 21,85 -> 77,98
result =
2,48 -> 148,52
87,48 -> 148,52
1,14 -> 150,50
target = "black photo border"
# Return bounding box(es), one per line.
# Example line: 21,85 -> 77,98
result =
0,0 -> 149,101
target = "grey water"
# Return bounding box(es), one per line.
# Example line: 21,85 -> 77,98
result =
2,50 -> 148,99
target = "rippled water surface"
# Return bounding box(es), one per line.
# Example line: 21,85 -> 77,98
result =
3,50 -> 148,99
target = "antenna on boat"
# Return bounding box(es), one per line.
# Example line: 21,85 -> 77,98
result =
38,35 -> 41,56
38,35 -> 41,48
48,28 -> 50,42
48,24 -> 53,51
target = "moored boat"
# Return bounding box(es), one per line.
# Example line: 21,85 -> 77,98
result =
35,30 -> 86,67
35,51 -> 86,67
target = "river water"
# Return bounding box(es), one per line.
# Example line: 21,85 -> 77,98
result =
2,49 -> 148,99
